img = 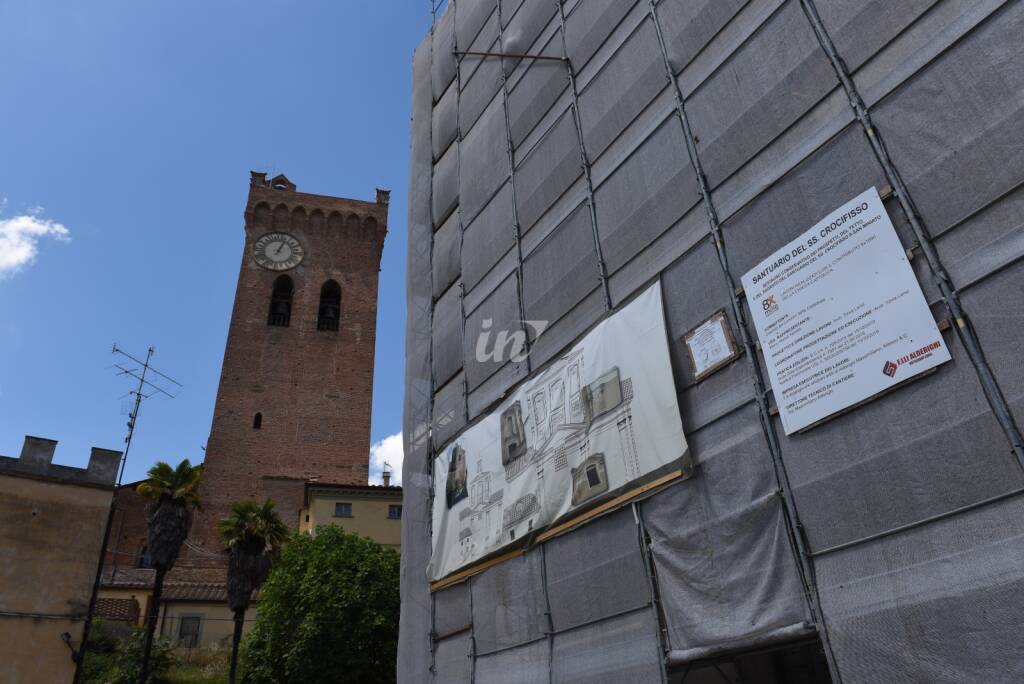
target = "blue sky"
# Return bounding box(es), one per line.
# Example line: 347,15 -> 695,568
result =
0,1 -> 440,484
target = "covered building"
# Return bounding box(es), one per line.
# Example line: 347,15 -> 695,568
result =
400,1 -> 1024,682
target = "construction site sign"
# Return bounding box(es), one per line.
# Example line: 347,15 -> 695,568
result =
742,187 -> 951,434
428,283 -> 689,582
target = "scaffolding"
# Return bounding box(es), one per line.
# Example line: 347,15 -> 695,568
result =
402,1 -> 1024,682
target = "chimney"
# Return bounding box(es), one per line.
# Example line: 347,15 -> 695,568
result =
382,470 -> 391,487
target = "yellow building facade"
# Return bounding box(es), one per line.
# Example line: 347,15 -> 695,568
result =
301,482 -> 403,550
96,583 -> 252,651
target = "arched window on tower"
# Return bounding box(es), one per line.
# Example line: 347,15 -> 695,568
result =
253,412 -> 262,429
317,280 -> 341,331
268,275 -> 293,327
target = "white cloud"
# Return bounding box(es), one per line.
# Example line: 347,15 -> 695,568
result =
368,431 -> 404,486
0,208 -> 70,279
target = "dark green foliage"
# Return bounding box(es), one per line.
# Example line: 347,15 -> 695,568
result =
218,499 -> 290,684
115,632 -> 178,684
80,626 -> 177,684
137,459 -> 202,682
218,500 -> 290,614
241,526 -> 400,683
79,620 -> 122,683
138,459 -> 202,572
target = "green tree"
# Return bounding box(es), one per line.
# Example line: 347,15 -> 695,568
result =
218,499 -> 289,684
242,526 -> 400,683
136,459 -> 202,683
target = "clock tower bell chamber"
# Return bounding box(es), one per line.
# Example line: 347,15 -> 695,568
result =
191,171 -> 389,553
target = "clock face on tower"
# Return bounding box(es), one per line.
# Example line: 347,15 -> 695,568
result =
253,232 -> 305,271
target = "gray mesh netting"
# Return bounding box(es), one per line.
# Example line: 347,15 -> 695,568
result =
400,1 -> 1024,681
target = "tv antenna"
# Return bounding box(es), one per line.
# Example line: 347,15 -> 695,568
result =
111,344 -> 182,485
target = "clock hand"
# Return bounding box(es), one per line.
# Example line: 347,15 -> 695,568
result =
274,241 -> 286,256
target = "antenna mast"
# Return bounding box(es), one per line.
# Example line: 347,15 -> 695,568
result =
78,344 -> 184,681
111,344 -> 182,485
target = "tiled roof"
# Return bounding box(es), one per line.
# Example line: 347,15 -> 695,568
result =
103,571 -> 253,604
102,567 -> 155,588
161,582 -> 229,602
304,480 -> 403,505
305,481 -> 402,492
95,598 -> 140,622
104,581 -> 263,604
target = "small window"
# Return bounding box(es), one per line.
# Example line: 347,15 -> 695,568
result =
585,368 -> 623,418
446,445 -> 468,509
532,390 -> 547,426
253,412 -> 262,429
268,275 -> 293,327
549,378 -> 565,430
388,505 -> 402,519
177,615 -> 202,648
500,402 -> 527,466
532,390 -> 548,442
317,280 -> 342,331
334,502 -> 353,518
568,362 -> 584,422
586,465 -> 601,488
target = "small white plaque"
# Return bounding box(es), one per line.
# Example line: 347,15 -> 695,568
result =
684,310 -> 739,380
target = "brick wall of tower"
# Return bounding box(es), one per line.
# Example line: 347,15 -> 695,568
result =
186,173 -> 389,556
104,483 -> 149,575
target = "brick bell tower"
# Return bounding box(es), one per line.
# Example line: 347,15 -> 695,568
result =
187,172 -> 389,559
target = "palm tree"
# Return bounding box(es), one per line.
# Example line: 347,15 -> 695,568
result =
218,499 -> 290,684
136,459 -> 201,683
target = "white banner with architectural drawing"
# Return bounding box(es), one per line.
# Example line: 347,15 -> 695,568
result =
429,282 -> 689,582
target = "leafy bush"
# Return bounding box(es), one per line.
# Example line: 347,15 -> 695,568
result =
80,625 -> 178,684
79,621 -> 122,683
241,526 -> 400,683
115,631 -> 178,683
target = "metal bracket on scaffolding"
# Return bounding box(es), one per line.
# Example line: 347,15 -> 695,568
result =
453,49 -> 567,62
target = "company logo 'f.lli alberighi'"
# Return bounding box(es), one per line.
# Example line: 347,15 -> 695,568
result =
882,340 -> 943,378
